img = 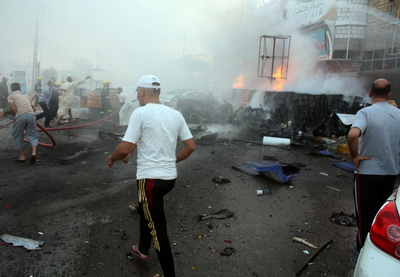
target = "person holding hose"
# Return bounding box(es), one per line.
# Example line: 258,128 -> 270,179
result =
56,75 -> 91,125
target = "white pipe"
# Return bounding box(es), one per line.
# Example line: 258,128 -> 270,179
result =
262,136 -> 290,146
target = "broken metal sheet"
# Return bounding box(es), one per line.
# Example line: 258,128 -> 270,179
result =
335,113 -> 356,125
333,160 -> 400,173
332,161 -> 354,172
1,234 -> 44,250
231,165 -> 260,176
243,161 -> 298,184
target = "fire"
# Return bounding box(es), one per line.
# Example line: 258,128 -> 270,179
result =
272,66 -> 285,91
233,74 -> 244,88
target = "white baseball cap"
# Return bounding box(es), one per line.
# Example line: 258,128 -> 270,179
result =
136,75 -> 161,89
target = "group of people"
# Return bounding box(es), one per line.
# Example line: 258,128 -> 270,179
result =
0,75 -> 91,164
0,73 -> 399,276
34,76 -> 91,127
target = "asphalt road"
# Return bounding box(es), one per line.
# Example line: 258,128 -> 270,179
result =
0,116 -> 363,277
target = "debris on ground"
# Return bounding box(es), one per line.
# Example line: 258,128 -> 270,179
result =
332,161 -> 354,172
326,186 -> 341,192
330,212 -> 357,227
98,131 -> 124,141
212,176 -> 231,184
54,159 -> 72,165
295,240 -> 334,276
291,236 -> 318,249
220,246 -> 235,256
233,160 -> 299,184
256,188 -> 272,195
199,209 -> 234,221
1,234 -> 44,250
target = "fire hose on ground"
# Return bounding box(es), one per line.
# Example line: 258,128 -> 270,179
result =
0,108 -> 120,148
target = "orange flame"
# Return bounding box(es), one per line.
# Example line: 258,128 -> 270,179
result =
272,66 -> 285,91
233,74 -> 244,89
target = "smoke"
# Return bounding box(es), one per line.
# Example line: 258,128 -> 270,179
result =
0,0 -> 370,100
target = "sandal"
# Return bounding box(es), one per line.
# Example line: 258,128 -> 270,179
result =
30,155 -> 36,164
15,158 -> 25,162
128,205 -> 139,213
131,245 -> 151,261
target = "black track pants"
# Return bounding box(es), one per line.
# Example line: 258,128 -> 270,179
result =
353,174 -> 396,251
137,178 -> 176,277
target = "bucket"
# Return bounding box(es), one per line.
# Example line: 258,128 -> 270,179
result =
262,136 -> 291,146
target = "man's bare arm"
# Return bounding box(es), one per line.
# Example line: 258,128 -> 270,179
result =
107,141 -> 137,167
176,138 -> 196,163
347,127 -> 372,171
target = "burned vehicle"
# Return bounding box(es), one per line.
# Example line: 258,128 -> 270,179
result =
160,89 -> 223,124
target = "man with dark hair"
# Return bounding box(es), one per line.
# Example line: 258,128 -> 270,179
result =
0,82 -> 38,164
36,80 -> 54,128
107,75 -> 196,277
347,78 -> 400,263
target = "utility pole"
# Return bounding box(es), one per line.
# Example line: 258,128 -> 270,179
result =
31,13 -> 39,93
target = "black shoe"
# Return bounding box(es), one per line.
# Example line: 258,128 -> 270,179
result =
30,155 -> 36,164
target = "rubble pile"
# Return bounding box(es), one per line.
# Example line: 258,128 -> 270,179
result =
231,91 -> 364,138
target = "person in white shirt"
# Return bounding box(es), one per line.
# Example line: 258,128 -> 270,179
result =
56,75 -> 90,124
117,87 -> 138,126
107,75 -> 195,277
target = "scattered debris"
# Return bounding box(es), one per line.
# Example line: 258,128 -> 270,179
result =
295,240 -> 334,276
212,176 -> 231,184
54,159 -> 72,165
1,234 -> 44,250
233,160 -> 298,184
319,172 -> 328,176
332,161 -> 354,172
262,136 -> 290,146
199,209 -> 234,221
98,131 -> 124,141
220,246 -> 235,256
256,188 -> 271,196
310,149 -> 339,158
330,212 -> 357,227
326,186 -> 341,192
292,236 -> 318,249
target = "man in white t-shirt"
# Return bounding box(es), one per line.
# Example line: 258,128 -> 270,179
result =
107,75 -> 195,277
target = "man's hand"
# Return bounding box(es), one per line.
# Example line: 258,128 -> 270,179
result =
107,155 -> 115,168
351,155 -> 373,172
106,141 -> 136,168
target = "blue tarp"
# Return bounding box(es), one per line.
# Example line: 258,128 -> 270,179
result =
332,160 -> 400,173
243,161 -> 297,184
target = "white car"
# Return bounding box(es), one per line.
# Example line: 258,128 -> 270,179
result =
353,189 -> 400,276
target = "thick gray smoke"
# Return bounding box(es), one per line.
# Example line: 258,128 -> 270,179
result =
0,0 -> 368,101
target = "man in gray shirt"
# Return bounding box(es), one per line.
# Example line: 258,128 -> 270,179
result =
347,78 -> 400,258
